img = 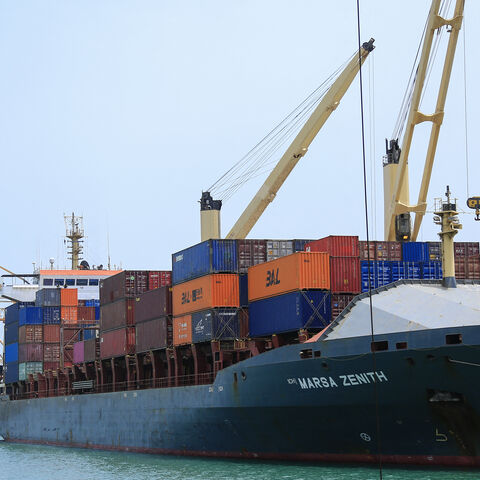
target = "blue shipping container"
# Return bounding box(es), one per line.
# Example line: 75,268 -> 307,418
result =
172,239 -> 238,285
43,306 -> 61,324
402,242 -> 430,262
294,239 -> 314,252
192,308 -> 245,342
5,362 -> 19,384
5,302 -> 34,325
85,299 -> 100,307
390,261 -> 421,282
5,343 -> 18,363
35,288 -> 61,307
95,306 -> 100,320
19,306 -> 43,326
361,261 -> 391,292
422,261 -> 443,280
239,274 -> 248,308
81,323 -> 99,340
5,321 -> 19,344
249,290 -> 332,337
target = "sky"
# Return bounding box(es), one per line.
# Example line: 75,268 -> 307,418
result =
1,0 -> 479,274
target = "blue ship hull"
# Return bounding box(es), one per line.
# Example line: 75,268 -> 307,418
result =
1,325 -> 480,466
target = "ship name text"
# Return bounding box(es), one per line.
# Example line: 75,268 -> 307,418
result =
288,371 -> 388,390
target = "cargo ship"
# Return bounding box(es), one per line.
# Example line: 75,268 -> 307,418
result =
2,0 -> 480,468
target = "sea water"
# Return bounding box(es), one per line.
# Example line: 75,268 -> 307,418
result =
4,443 -> 478,480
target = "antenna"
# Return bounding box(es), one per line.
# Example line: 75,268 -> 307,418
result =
64,212 -> 84,270
107,226 -> 111,271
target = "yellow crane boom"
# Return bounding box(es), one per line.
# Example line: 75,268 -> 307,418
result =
383,0 -> 464,241
224,39 -> 374,240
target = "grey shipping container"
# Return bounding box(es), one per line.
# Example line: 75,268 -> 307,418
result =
237,239 -> 267,274
84,338 -> 99,363
135,286 -> 172,324
35,289 -> 61,307
100,298 -> 136,331
100,271 -> 149,304
266,240 -> 294,262
136,316 -> 172,353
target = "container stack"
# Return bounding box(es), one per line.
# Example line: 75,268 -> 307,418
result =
248,251 -> 331,337
98,271 -> 171,359
171,240 -> 245,346
306,236 -> 361,318
454,242 -> 480,279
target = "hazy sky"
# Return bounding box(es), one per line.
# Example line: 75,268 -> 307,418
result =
1,0 -> 479,273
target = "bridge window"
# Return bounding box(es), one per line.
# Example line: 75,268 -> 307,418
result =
89,279 -> 99,286
43,279 -> 53,286
54,279 -> 64,286
65,279 -> 75,286
76,279 -> 88,286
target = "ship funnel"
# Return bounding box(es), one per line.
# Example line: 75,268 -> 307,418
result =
433,186 -> 462,288
200,192 -> 222,241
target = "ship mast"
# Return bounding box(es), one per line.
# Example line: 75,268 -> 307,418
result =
64,213 -> 84,270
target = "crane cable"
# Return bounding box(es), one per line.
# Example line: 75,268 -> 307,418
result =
206,54 -> 355,203
356,1 -> 383,478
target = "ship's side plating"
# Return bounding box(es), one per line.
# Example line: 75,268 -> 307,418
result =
1,324 -> 480,466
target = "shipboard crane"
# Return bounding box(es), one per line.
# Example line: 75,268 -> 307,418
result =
201,38 -> 375,241
383,0 -> 464,242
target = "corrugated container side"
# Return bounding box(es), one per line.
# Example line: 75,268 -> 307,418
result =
390,261 -> 421,282
43,343 -> 60,362
19,325 -> 43,344
359,241 -> 376,260
77,306 -> 96,321
19,343 -> 43,362
293,239 -> 314,252
84,338 -> 99,362
35,289 -> 61,307
100,271 -> 149,304
61,306 -> 78,324
172,240 -> 238,285
135,286 -> 172,323
5,302 -> 34,325
361,261 -> 391,292
63,327 -> 81,345
421,261 -> 443,279
237,239 -> 267,274
5,362 -> 19,384
248,252 -> 330,302
454,258 -> 466,279
249,290 -> 332,337
330,257 -> 360,294
73,341 -> 85,364
191,308 -> 248,343
19,362 -> 43,381
60,288 -> 78,306
172,274 -> 240,316
148,271 -> 172,289
19,307 -> 43,326
100,327 -> 136,358
85,299 -> 101,307
266,240 -> 294,262
43,306 -> 61,324
387,241 -> 403,260
375,241 -> 390,260
43,325 -> 60,343
467,243 -> 480,257
43,361 -> 60,372
331,294 -> 355,319
5,343 -> 19,363
467,256 -> 480,279
306,236 -> 359,257
427,242 -> 442,261
173,315 -> 192,345
100,298 -> 136,331
5,321 -> 19,345
239,274 -> 248,307
402,242 -> 429,262
136,316 -> 172,353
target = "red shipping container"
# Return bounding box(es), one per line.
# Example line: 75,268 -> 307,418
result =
148,271 -> 172,289
84,338 -> 99,362
467,256 -> 480,279
306,236 -> 359,257
43,325 -> 60,343
19,325 -> 43,343
61,306 -> 78,324
359,241 -> 376,260
60,288 -> 78,306
136,316 -> 172,353
77,306 -> 96,321
375,241 -> 390,260
19,343 -> 43,362
100,271 -> 149,304
43,361 -> 60,372
237,239 -> 267,274
63,327 -> 81,345
455,258 -> 467,279
467,243 -> 480,257
100,298 -> 136,331
135,286 -> 172,323
73,341 -> 85,364
330,257 -> 361,294
100,327 -> 136,359
331,294 -> 355,319
43,343 -> 60,361
387,241 -> 403,261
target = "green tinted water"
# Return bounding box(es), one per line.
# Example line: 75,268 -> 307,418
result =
3,443 -> 478,480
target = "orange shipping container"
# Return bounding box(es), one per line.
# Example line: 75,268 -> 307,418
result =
172,274 -> 239,316
60,288 -> 78,306
173,315 -> 192,345
61,306 -> 78,324
248,252 -> 330,302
